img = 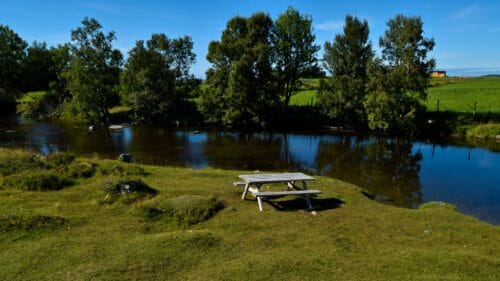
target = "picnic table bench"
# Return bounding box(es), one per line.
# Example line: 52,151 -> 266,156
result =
235,173 -> 321,211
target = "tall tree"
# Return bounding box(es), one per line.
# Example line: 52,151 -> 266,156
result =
66,17 -> 122,123
364,14 -> 435,131
21,41 -> 54,92
0,24 -> 27,109
271,7 -> 319,112
120,34 -> 196,124
317,15 -> 373,128
199,12 -> 277,128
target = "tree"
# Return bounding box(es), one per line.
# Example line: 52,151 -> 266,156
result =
120,34 -> 196,124
271,7 -> 319,112
21,41 -> 54,92
199,13 -> 277,128
364,14 -> 435,131
0,24 -> 27,109
66,17 -> 122,123
317,15 -> 373,128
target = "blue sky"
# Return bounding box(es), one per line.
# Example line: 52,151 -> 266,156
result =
2,0 -> 500,77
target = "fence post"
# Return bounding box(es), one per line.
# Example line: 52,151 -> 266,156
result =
473,101 -> 477,117
436,99 -> 439,112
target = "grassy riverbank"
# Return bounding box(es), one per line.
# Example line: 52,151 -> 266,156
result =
0,149 -> 499,280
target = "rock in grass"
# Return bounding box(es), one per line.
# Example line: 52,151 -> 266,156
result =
139,195 -> 224,226
118,153 -> 133,163
102,179 -> 157,204
0,214 -> 67,233
3,170 -> 75,191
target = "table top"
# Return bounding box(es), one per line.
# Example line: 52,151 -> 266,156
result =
239,172 -> 314,184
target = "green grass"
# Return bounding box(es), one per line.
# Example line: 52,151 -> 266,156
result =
426,77 -> 500,113
290,89 -> 317,106
0,149 -> 499,280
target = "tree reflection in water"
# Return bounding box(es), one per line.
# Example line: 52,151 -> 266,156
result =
315,136 -> 423,208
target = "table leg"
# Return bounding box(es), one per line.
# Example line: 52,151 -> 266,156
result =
242,182 -> 250,200
257,196 -> 263,211
302,181 -> 313,209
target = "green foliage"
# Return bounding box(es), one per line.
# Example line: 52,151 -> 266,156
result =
317,15 -> 372,128
0,148 -> 46,176
271,6 -> 319,111
120,34 -> 196,124
139,195 -> 224,226
102,179 -> 157,204
21,41 -> 54,92
0,24 -> 27,108
3,170 -> 75,191
199,13 -> 278,128
365,15 -> 435,132
66,17 -> 122,123
97,162 -> 149,177
0,214 -> 66,233
463,123 -> 500,139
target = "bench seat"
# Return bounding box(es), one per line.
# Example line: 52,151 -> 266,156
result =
253,190 -> 322,198
252,190 -> 322,211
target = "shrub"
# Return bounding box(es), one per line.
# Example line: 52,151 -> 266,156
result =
3,170 -> 75,191
97,162 -> 149,177
102,179 -> 157,204
0,214 -> 67,233
45,151 -> 76,167
139,195 -> 224,226
0,148 -> 46,176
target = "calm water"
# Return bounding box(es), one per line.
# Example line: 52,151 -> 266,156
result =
1,117 -> 499,224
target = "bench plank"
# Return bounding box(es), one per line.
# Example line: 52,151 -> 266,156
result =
253,190 -> 322,197
239,173 -> 314,184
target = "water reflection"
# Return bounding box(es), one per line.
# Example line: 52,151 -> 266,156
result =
0,120 -> 499,224
315,137 -> 423,208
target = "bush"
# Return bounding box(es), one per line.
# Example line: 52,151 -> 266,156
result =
3,170 -> 75,191
0,148 -> 46,176
0,214 -> 67,233
45,151 -> 76,167
139,195 -> 224,226
97,162 -> 149,177
102,179 -> 157,204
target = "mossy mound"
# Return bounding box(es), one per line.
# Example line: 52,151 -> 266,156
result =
97,162 -> 149,177
419,201 -> 458,212
60,161 -> 96,178
0,214 -> 67,233
45,151 -> 76,167
0,148 -> 46,176
102,179 -> 157,204
139,195 -> 224,226
3,170 -> 75,191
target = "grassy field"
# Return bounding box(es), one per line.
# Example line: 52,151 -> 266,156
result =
426,77 -> 500,113
1,148 -> 499,280
291,77 -> 500,114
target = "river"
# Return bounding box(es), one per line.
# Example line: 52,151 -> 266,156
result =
1,117 -> 499,224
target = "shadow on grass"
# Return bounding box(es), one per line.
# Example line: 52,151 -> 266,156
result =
264,197 -> 345,212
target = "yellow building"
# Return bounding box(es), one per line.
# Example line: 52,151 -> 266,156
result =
431,70 -> 446,77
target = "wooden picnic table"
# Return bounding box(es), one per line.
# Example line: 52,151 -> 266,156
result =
236,172 -> 321,211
